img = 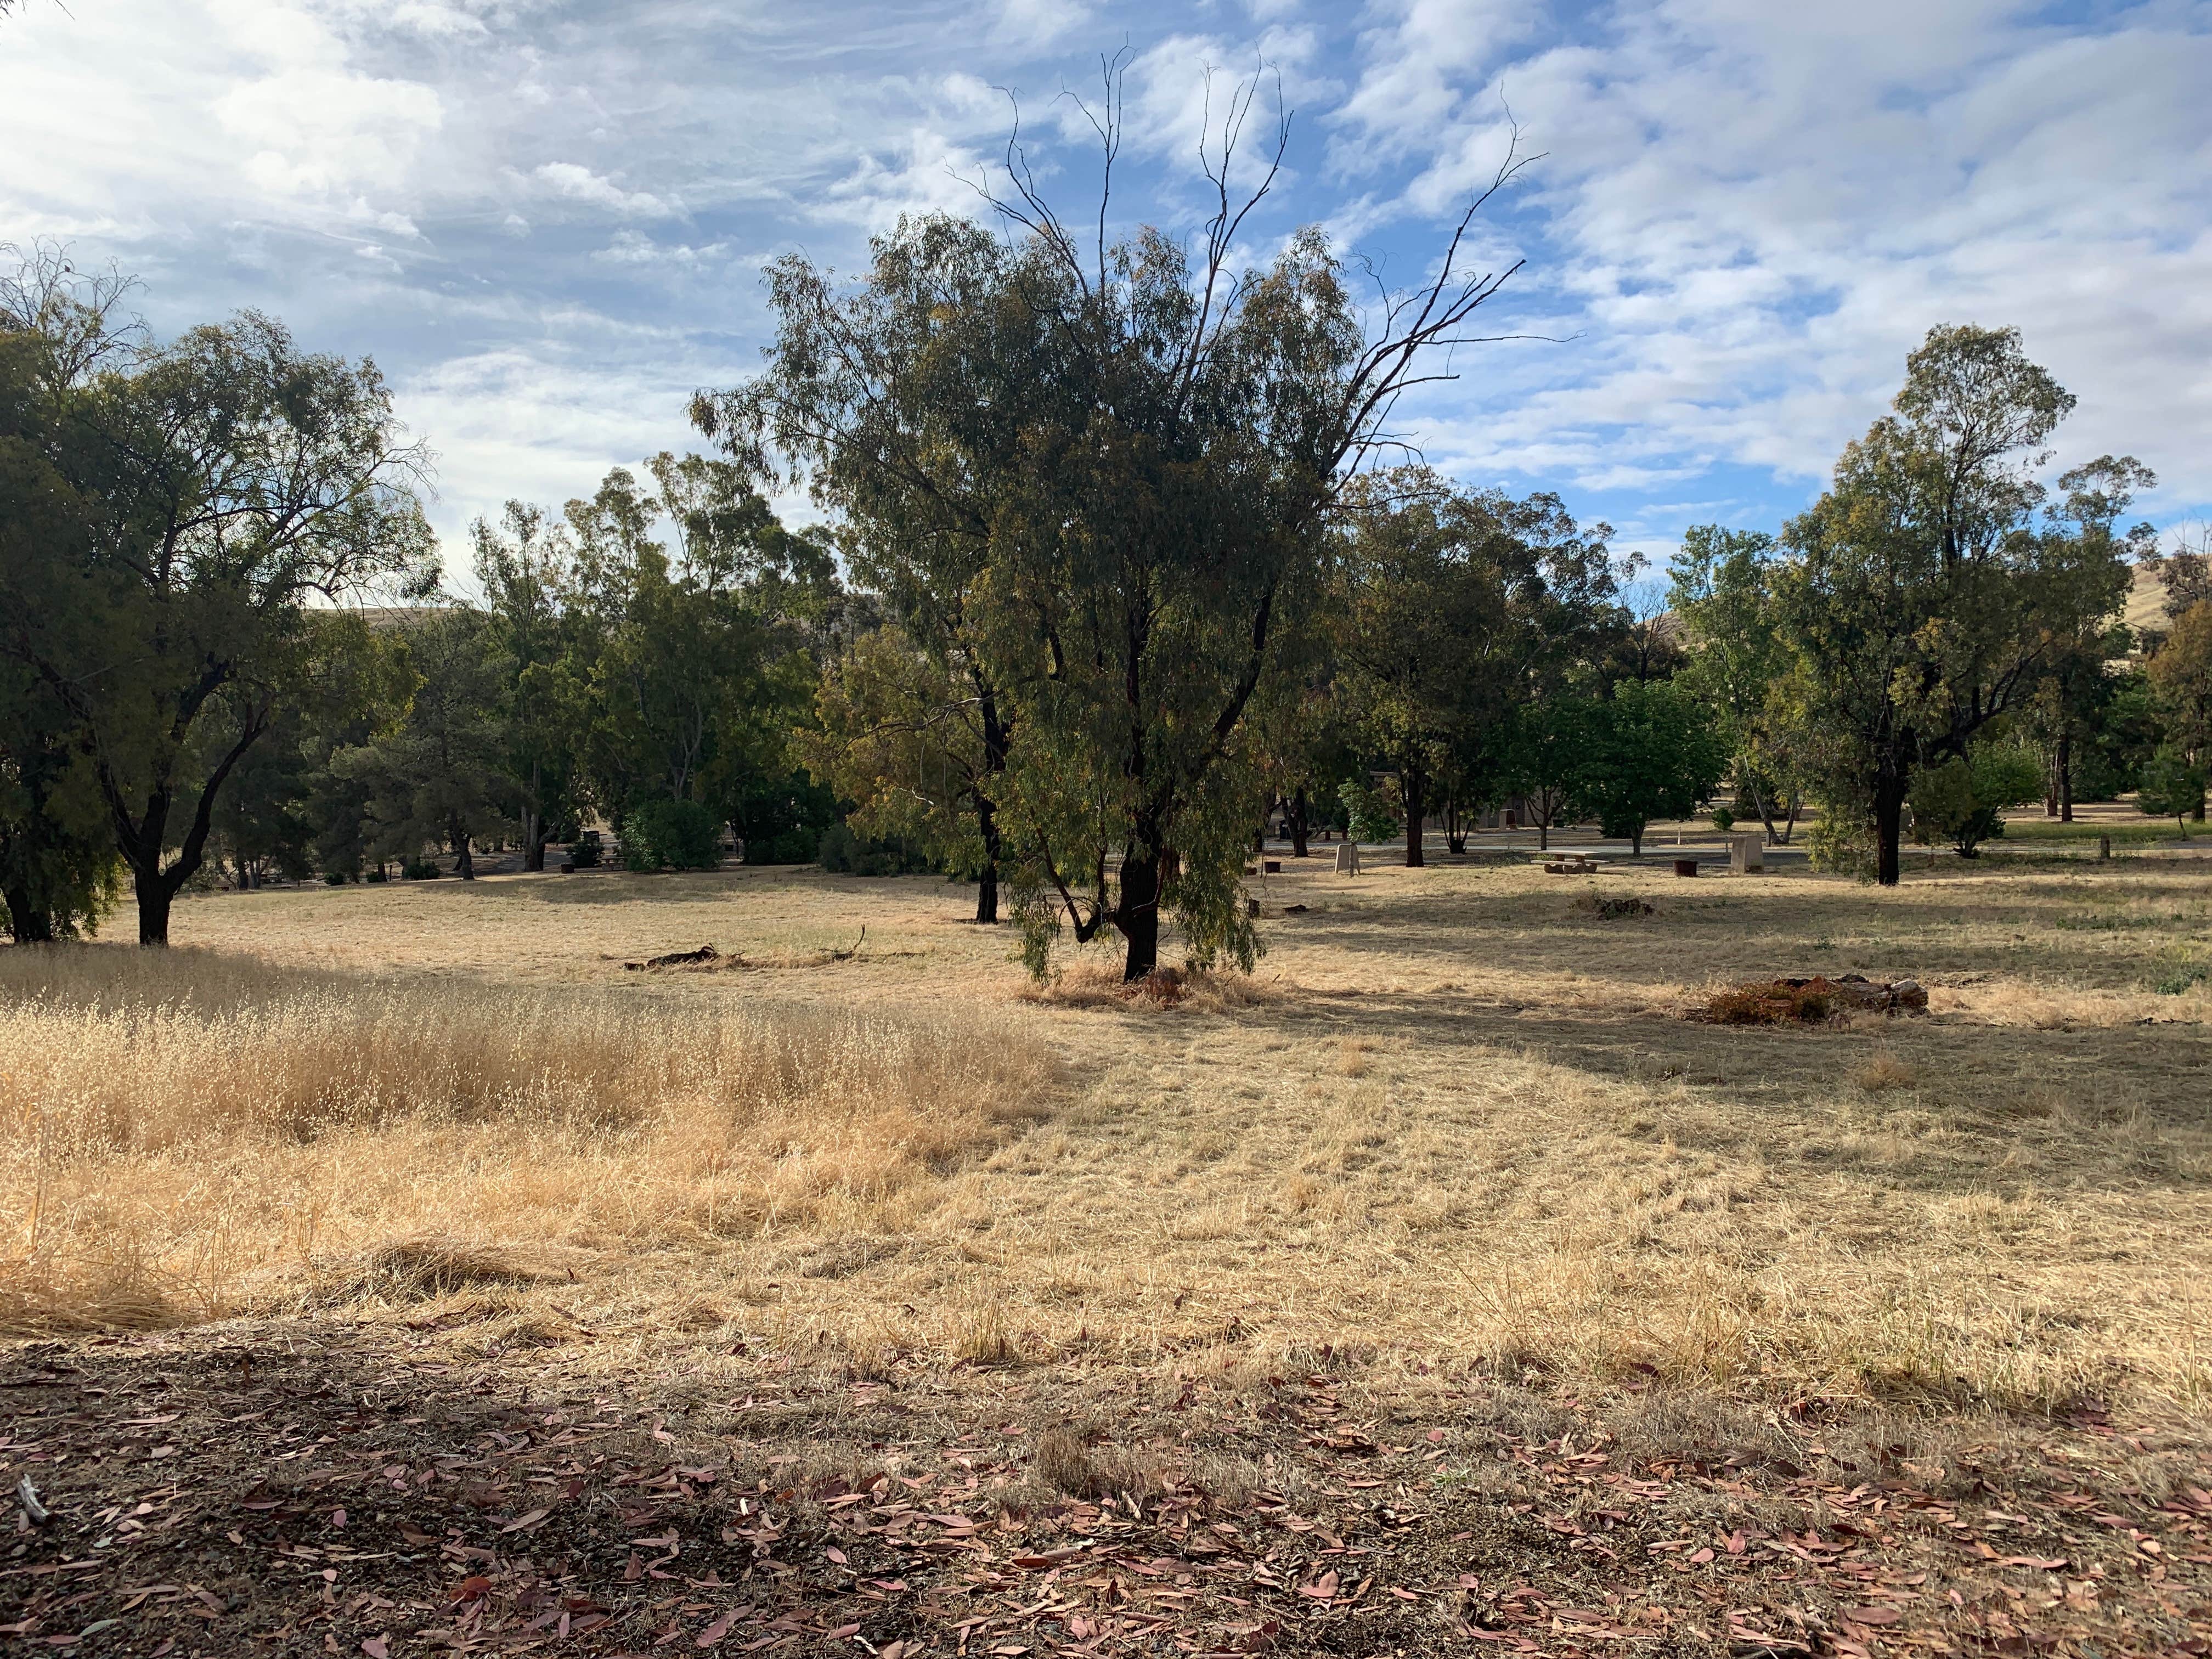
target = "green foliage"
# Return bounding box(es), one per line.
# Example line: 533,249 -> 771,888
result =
1331,468 -> 1620,865
802,626 -> 992,885
747,826 -> 820,865
2136,747 -> 2207,831
816,821 -> 934,877
0,250 -> 436,941
1709,805 -> 1736,832
620,798 -> 721,872
1774,324 -> 2143,884
329,611 -> 513,878
1501,697 -> 1599,850
704,156 -> 1533,980
1908,742 -> 2042,857
1805,808 -> 1878,880
1567,680 -> 1727,856
1669,526 -> 1807,840
733,769 -> 837,864
1338,778 -> 1402,844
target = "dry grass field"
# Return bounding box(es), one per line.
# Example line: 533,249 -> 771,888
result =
4,851 -> 2210,1655
8,851 -> 2210,1411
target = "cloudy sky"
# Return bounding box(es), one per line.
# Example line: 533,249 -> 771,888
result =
3,0 -> 2208,570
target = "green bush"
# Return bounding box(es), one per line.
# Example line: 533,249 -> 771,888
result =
1908,743 -> 2042,857
400,859 -> 441,881
2136,747 -> 2207,831
746,826 -> 819,865
819,822 -> 936,877
622,799 -> 723,872
1805,808 -> 1877,880
1709,804 -> 1736,832
816,822 -> 860,872
1338,778 -> 1401,844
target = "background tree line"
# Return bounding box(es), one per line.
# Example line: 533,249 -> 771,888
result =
5,184 -> 2203,965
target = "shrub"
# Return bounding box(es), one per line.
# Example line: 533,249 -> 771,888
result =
622,799 -> 721,872
816,822 -> 860,872
1805,808 -> 1877,879
1338,778 -> 1401,844
323,871 -> 348,886
819,822 -> 936,877
569,831 -> 603,868
1908,743 -> 2041,857
749,827 -> 820,865
1710,804 -> 1736,833
2135,747 -> 2206,832
400,860 -> 441,881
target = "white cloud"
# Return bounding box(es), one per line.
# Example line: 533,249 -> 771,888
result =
529,162 -> 682,221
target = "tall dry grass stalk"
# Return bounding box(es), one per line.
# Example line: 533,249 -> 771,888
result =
0,947 -> 1053,1333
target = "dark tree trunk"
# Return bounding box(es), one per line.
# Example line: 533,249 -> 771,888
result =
1629,824 -> 1644,857
1117,848 -> 1161,981
974,691 -> 1011,924
1288,787 -> 1310,857
453,825 -> 475,881
1875,770 -> 1908,887
2057,727 -> 2073,822
974,793 -> 1002,925
104,714 -> 266,947
1402,771 -> 1425,868
1538,817 -> 1550,851
4,882 -> 54,943
134,870 -> 174,948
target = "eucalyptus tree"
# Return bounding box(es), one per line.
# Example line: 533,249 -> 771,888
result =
1668,526 -> 1808,843
699,78 -> 1537,978
0,250 -> 434,943
1777,325 -> 2140,884
1334,469 -> 1618,865
472,500 -> 583,870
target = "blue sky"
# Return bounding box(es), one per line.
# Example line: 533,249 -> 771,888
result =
4,0 -> 2209,572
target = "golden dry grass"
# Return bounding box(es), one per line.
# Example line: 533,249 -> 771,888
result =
0,947 -> 1053,1334
7,849 -> 2211,1421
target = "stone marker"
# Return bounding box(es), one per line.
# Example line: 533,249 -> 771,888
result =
1730,832 -> 1765,874
1333,842 -> 1363,876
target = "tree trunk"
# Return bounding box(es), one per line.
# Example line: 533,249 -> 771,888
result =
1629,825 -> 1644,857
1875,770 -> 1908,887
1781,794 -> 1800,844
3,882 -> 54,944
2057,727 -> 2073,823
1117,848 -> 1161,981
974,793 -> 1002,925
134,869 -> 174,947
1745,778 -> 1781,846
1402,770 -> 1425,868
522,792 -> 545,872
453,825 -> 475,881
1538,817 -> 1550,852
1288,787 -> 1309,858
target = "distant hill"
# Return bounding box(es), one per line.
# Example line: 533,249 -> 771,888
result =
2124,563 -> 2166,642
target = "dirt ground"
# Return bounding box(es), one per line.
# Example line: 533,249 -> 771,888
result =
5,848 -> 2211,1654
